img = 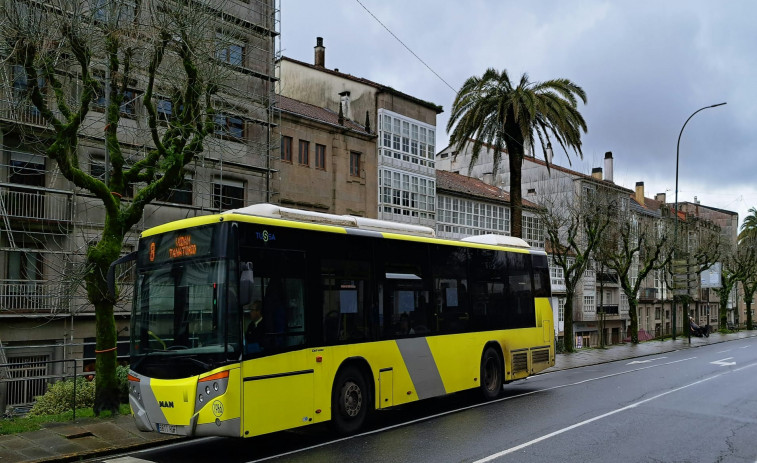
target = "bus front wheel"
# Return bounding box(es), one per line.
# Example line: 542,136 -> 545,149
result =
480,347 -> 503,400
332,366 -> 369,434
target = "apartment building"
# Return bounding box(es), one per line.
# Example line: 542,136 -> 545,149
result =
0,0 -> 279,411
277,94 -> 377,216
277,38 -> 442,225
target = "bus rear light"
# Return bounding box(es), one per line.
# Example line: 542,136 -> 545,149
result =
127,374 -> 141,382
199,371 -> 229,382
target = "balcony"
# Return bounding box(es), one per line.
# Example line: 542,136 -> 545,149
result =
0,99 -> 51,128
0,185 -> 73,231
0,280 -> 68,313
639,287 -> 658,301
596,305 -> 620,316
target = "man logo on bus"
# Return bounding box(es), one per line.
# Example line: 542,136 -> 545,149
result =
255,230 -> 276,243
212,400 -> 224,417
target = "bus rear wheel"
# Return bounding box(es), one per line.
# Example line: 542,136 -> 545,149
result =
480,347 -> 503,400
332,366 -> 369,434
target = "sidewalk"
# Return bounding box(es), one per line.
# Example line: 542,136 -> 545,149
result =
1,331 -> 755,463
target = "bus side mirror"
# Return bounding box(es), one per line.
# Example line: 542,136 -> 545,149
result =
240,261 -> 254,306
107,251 -> 138,300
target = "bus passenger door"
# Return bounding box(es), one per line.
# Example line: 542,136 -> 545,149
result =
242,351 -> 314,436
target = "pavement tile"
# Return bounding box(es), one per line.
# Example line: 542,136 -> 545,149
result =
0,448 -> 24,462
0,435 -> 30,450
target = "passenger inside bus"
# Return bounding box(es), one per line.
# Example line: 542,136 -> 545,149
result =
245,300 -> 264,353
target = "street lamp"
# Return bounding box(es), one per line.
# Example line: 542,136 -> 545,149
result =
672,102 -> 726,340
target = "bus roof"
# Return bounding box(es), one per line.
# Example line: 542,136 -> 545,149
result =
227,204 -> 437,238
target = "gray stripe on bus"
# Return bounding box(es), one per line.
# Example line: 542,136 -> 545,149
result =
140,377 -> 168,429
395,338 -> 446,399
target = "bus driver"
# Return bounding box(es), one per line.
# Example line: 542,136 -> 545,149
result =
245,300 -> 264,353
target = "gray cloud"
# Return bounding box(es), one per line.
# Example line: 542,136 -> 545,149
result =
282,0 -> 756,226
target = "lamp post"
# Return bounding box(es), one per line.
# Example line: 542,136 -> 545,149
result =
672,102 -> 726,340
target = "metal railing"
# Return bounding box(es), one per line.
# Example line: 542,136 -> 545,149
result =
0,280 -> 67,312
0,358 -> 79,419
0,186 -> 73,224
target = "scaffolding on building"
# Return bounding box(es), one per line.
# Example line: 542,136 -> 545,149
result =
0,0 -> 281,411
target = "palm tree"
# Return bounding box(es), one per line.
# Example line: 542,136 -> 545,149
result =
446,69 -> 587,237
739,207 -> 757,243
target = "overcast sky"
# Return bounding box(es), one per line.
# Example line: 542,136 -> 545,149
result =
281,1 -> 756,228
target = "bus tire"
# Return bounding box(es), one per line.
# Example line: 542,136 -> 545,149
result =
480,346 -> 503,400
332,366 -> 369,434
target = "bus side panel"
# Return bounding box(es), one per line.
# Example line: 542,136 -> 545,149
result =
425,334 -> 479,394
241,351 -> 314,437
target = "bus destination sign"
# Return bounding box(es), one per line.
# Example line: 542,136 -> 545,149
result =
169,235 -> 197,258
140,226 -> 214,266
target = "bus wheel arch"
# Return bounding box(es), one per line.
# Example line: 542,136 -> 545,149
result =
331,358 -> 373,434
480,343 -> 504,400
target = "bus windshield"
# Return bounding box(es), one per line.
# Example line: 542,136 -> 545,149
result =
130,257 -> 240,378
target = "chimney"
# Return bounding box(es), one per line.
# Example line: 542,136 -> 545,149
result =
591,167 -> 602,180
482,172 -> 493,185
545,142 -> 553,164
655,192 -> 666,204
635,181 -> 645,205
314,37 -> 325,67
604,151 -> 614,182
339,91 -> 351,120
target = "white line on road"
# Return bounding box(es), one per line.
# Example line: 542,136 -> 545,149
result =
711,357 -> 736,366
472,363 -> 757,463
717,349 -> 732,353
627,356 -> 667,365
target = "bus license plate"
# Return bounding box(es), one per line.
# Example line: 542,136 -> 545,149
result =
157,423 -> 178,435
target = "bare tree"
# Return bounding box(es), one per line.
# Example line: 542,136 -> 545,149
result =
1,0 -> 251,412
537,185 -> 612,352
601,211 -> 672,343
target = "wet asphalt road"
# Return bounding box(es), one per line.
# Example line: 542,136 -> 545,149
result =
97,336 -> 757,463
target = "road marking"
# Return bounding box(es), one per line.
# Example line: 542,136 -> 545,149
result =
473,364 -> 757,463
627,356 -> 667,365
711,357 -> 736,366
717,349 -> 732,353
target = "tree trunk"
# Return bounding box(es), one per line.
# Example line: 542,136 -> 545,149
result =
628,297 -> 639,343
563,288 -> 575,352
747,299 -> 753,330
85,224 -> 124,414
508,151 -> 523,239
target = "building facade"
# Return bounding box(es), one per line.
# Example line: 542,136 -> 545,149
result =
0,0 -> 280,411
277,95 -> 377,216
277,38 -> 442,225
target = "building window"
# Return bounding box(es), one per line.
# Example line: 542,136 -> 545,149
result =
315,144 -> 326,170
156,98 -> 172,122
523,214 -> 544,249
281,136 -> 292,162
92,0 -> 136,24
212,180 -> 244,211
298,140 -> 309,166
158,175 -> 193,205
583,295 -> 595,313
550,264 -> 564,287
215,33 -> 245,66
214,113 -> 244,140
350,151 -> 361,177
435,194 -> 506,239
378,109 -> 436,168
558,297 -> 565,322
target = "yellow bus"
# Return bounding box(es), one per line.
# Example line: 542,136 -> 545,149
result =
123,204 -> 554,438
